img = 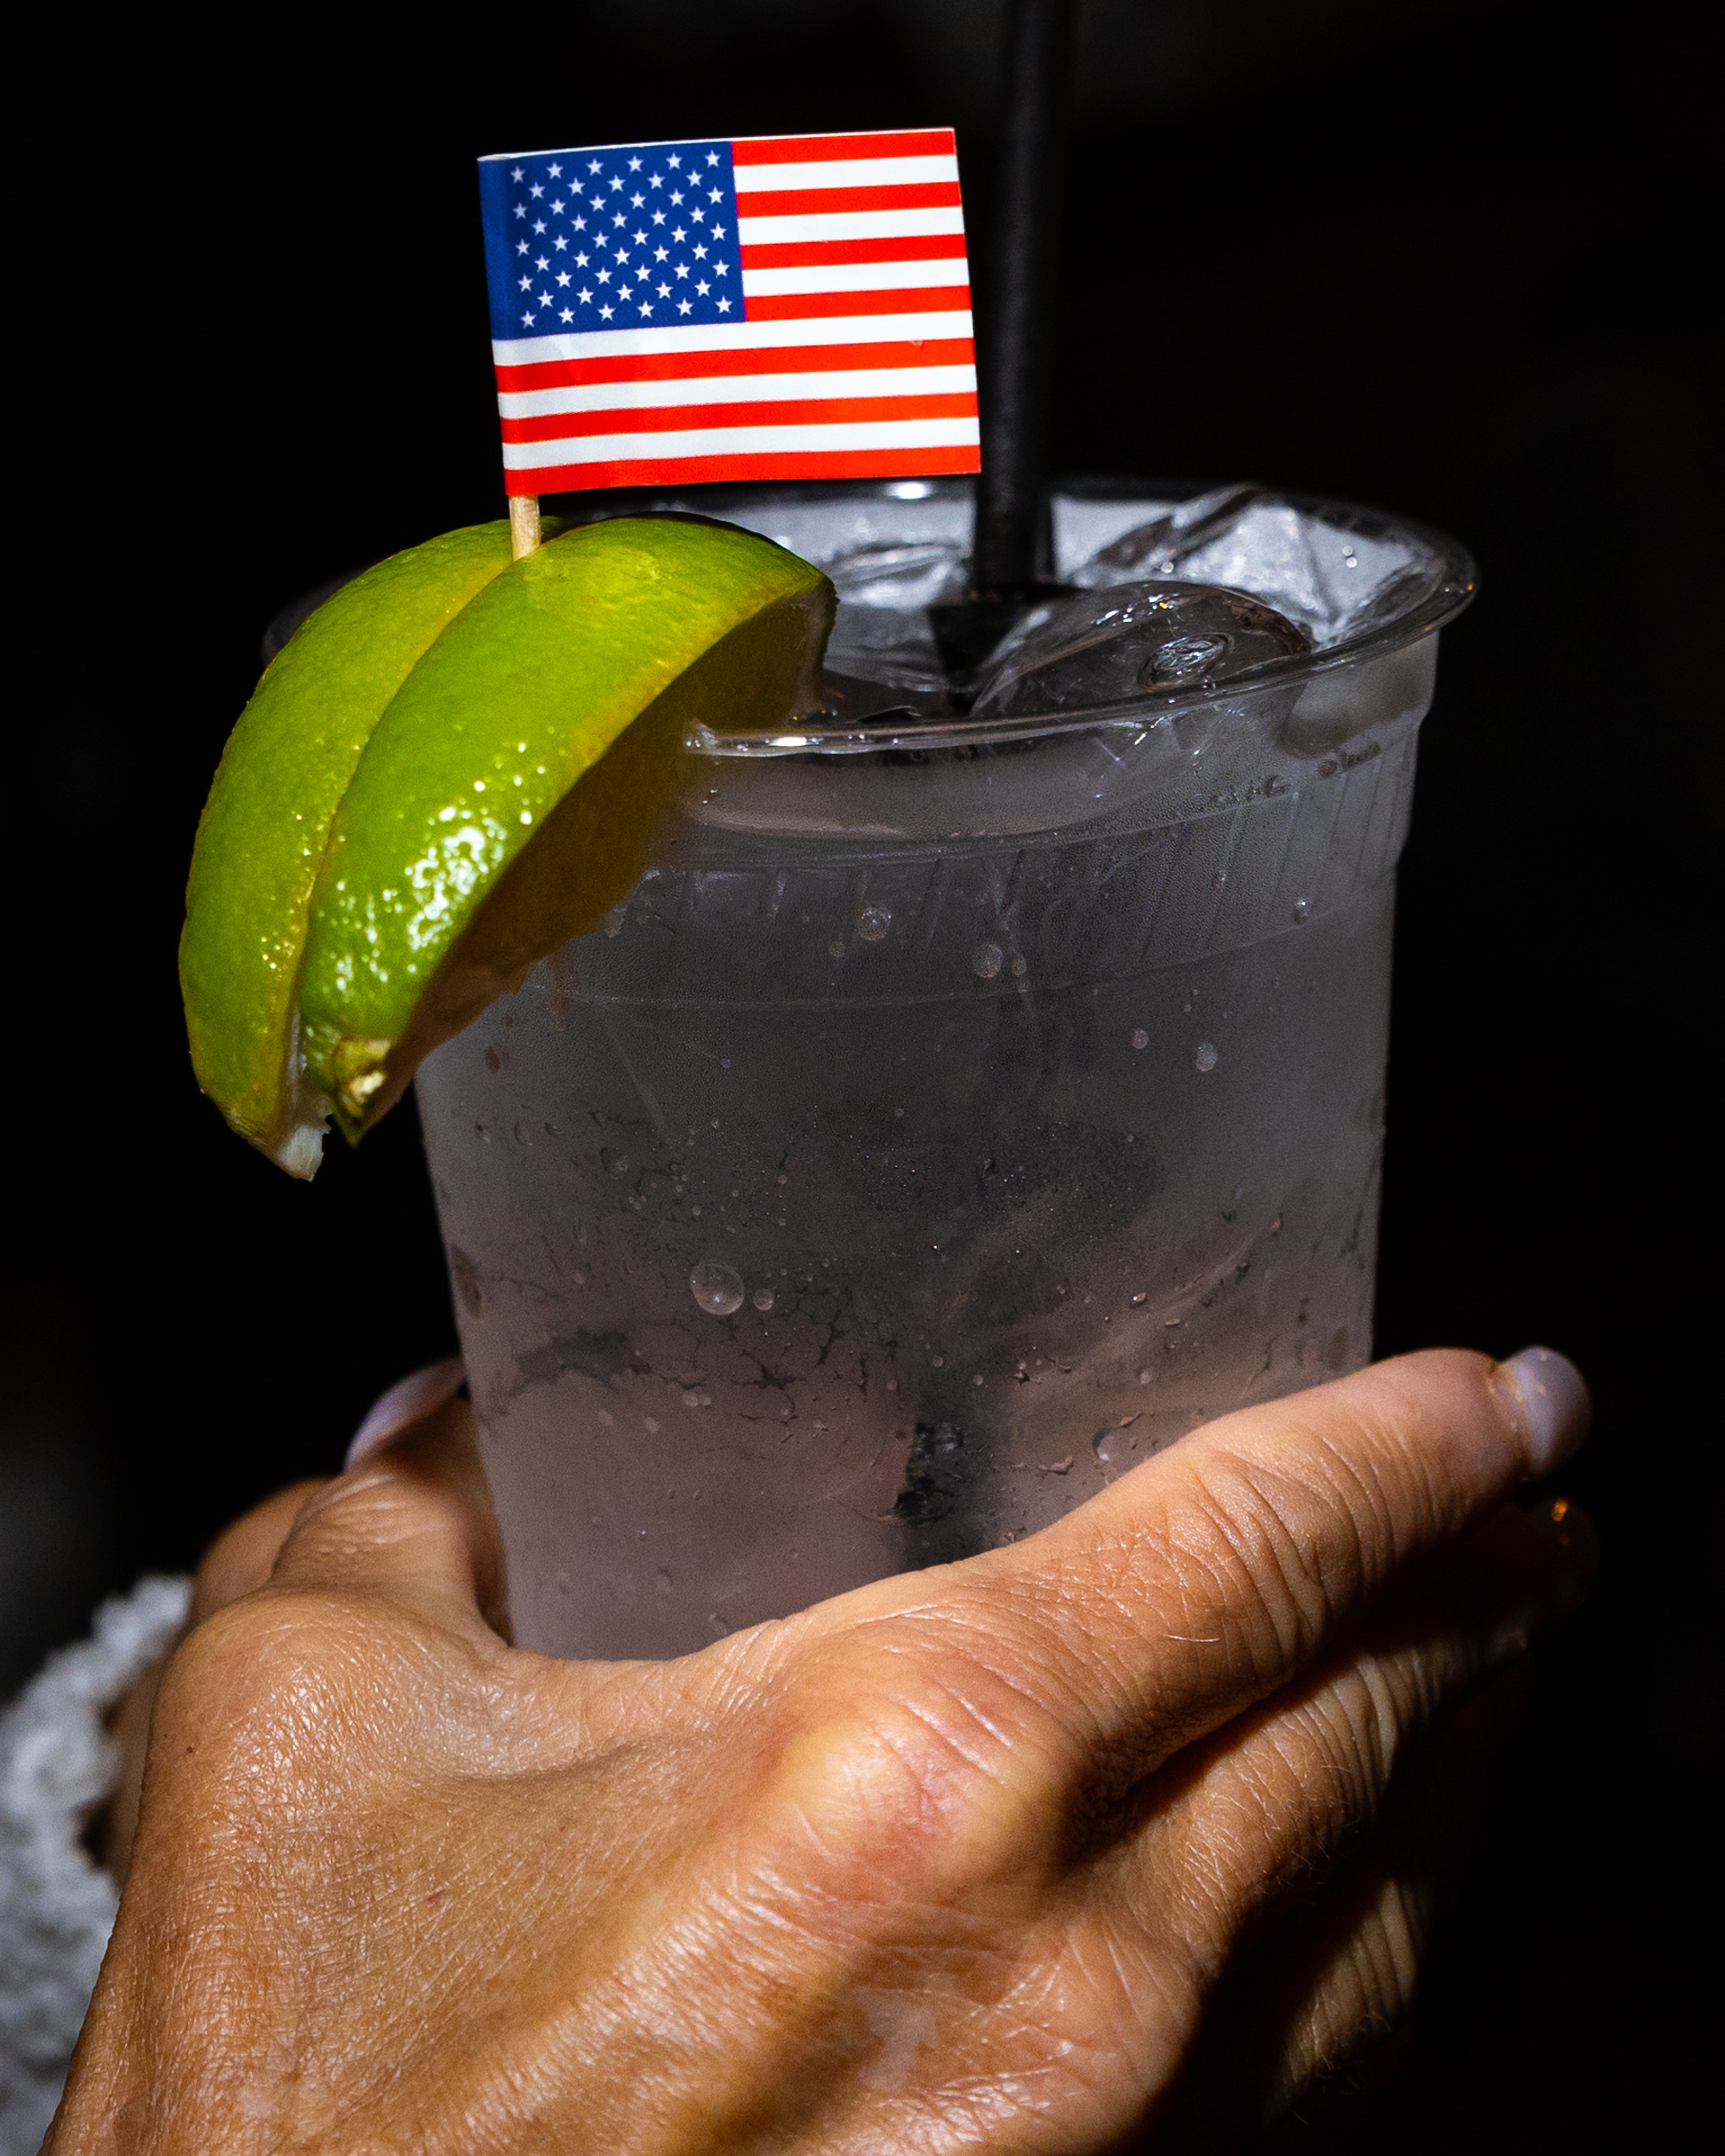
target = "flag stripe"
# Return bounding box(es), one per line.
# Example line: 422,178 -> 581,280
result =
742,257 -> 969,298
743,285 -> 972,322
731,130 -> 954,167
505,442 -> 979,495
499,363 -> 977,417
731,155 -> 960,195
502,392 -> 976,443
740,234 -> 968,271
493,335 -> 974,392
491,310 -> 972,368
737,205 -> 966,246
504,417 -> 980,468
728,180 -> 961,219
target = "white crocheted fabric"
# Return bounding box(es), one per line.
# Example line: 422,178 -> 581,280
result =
0,1577 -> 191,2155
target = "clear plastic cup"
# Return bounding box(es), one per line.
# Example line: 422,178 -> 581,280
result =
415,479 -> 1475,1657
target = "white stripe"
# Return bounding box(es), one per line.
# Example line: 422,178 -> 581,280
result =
491,310 -> 974,366
737,206 -> 967,246
741,259 -> 968,298
499,363 -> 976,418
730,154 -> 958,194
504,416 -> 981,469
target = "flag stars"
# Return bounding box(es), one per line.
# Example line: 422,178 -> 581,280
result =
705,151 -> 718,164
518,274 -> 532,291
548,162 -> 562,177
513,204 -> 526,219
535,254 -> 549,269
630,191 -> 644,206
587,159 -> 601,172
669,189 -> 685,204
677,298 -> 693,314
649,172 -> 663,187
533,218 -> 547,234
693,242 -> 708,259
695,278 -> 710,294
672,225 -> 687,241
674,261 -> 689,278
530,182 -> 544,197
572,215 -> 586,229
654,245 -> 669,260
612,211 -> 626,227
554,235 -> 568,251
712,223 -> 727,240
599,302 -> 614,317
574,250 -> 589,266
628,155 -> 643,169
656,280 -> 670,297
632,228 -> 647,244
707,188 -> 722,202
549,197 -> 565,213
716,296 -> 731,311
668,154 -> 681,168
609,175 -> 623,190
651,209 -> 666,224
577,287 -> 592,302
510,166 -> 524,182
516,239 -> 529,254
638,300 -> 653,315
556,270 -> 572,286
560,306 -> 574,322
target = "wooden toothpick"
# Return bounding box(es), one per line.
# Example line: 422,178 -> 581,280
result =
510,495 -> 543,561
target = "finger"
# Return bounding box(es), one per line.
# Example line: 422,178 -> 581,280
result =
1158,1658 -> 1533,2153
1104,1499 -> 1592,1981
267,1388 -> 509,1644
189,1478 -> 330,1623
960,1346 -> 1589,1776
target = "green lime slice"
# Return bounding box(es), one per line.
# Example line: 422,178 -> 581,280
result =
180,522 -> 528,1175
182,515 -> 832,1176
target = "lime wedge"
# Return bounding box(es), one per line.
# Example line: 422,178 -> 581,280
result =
180,523 -> 527,1175
182,515 -> 832,1175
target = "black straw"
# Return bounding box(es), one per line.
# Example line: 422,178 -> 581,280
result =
971,0 -> 1075,596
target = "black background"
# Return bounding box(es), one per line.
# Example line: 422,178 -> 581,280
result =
3,2 -> 1715,2145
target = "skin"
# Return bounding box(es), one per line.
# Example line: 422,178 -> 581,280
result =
54,1350 -> 1592,2154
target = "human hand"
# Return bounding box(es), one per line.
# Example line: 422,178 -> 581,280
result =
54,1348 -> 1591,2153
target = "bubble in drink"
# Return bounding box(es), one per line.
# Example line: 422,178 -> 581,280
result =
1195,1042 -> 1219,1072
1132,1028 -> 1149,1050
973,943 -> 1005,980
752,1287 -> 775,1312
689,1259 -> 745,1317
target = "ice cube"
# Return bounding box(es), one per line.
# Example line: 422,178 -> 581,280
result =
821,539 -> 970,704
1070,487 -> 1446,649
1068,482 -> 1269,587
969,581 -> 1311,720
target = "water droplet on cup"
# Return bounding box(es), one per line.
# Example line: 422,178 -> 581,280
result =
1293,898 -> 1312,922
1131,1028 -> 1149,1050
1010,954 -> 1027,977
689,1259 -> 745,1317
828,939 -> 845,959
603,1147 -> 630,1176
1138,1367 -> 1154,1384
752,1287 -> 775,1312
972,942 -> 1005,980
1195,1042 -> 1219,1072
856,904 -> 892,942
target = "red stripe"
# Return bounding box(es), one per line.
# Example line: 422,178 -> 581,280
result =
501,392 -> 978,444
735,180 -> 961,217
743,285 -> 971,322
730,130 -> 953,166
739,234 -> 967,270
494,336 -> 975,392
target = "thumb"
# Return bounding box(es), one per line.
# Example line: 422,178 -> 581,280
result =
269,1370 -> 509,1644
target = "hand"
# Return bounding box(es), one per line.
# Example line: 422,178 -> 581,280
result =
54,1349 -> 1592,2153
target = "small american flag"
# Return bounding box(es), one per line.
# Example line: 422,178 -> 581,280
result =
476,128 -> 978,493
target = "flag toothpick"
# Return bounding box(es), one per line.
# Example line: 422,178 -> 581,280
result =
509,495 -> 542,560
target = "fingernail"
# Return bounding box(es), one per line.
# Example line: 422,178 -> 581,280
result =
344,1358 -> 467,1470
1503,1347 -> 1590,1476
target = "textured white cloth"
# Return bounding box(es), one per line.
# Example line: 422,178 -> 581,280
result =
0,1577 -> 191,2155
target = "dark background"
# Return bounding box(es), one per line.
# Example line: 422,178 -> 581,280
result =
4,1 -> 1714,2144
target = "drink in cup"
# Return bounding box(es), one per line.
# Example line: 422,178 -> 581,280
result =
410,478 -> 1475,1657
